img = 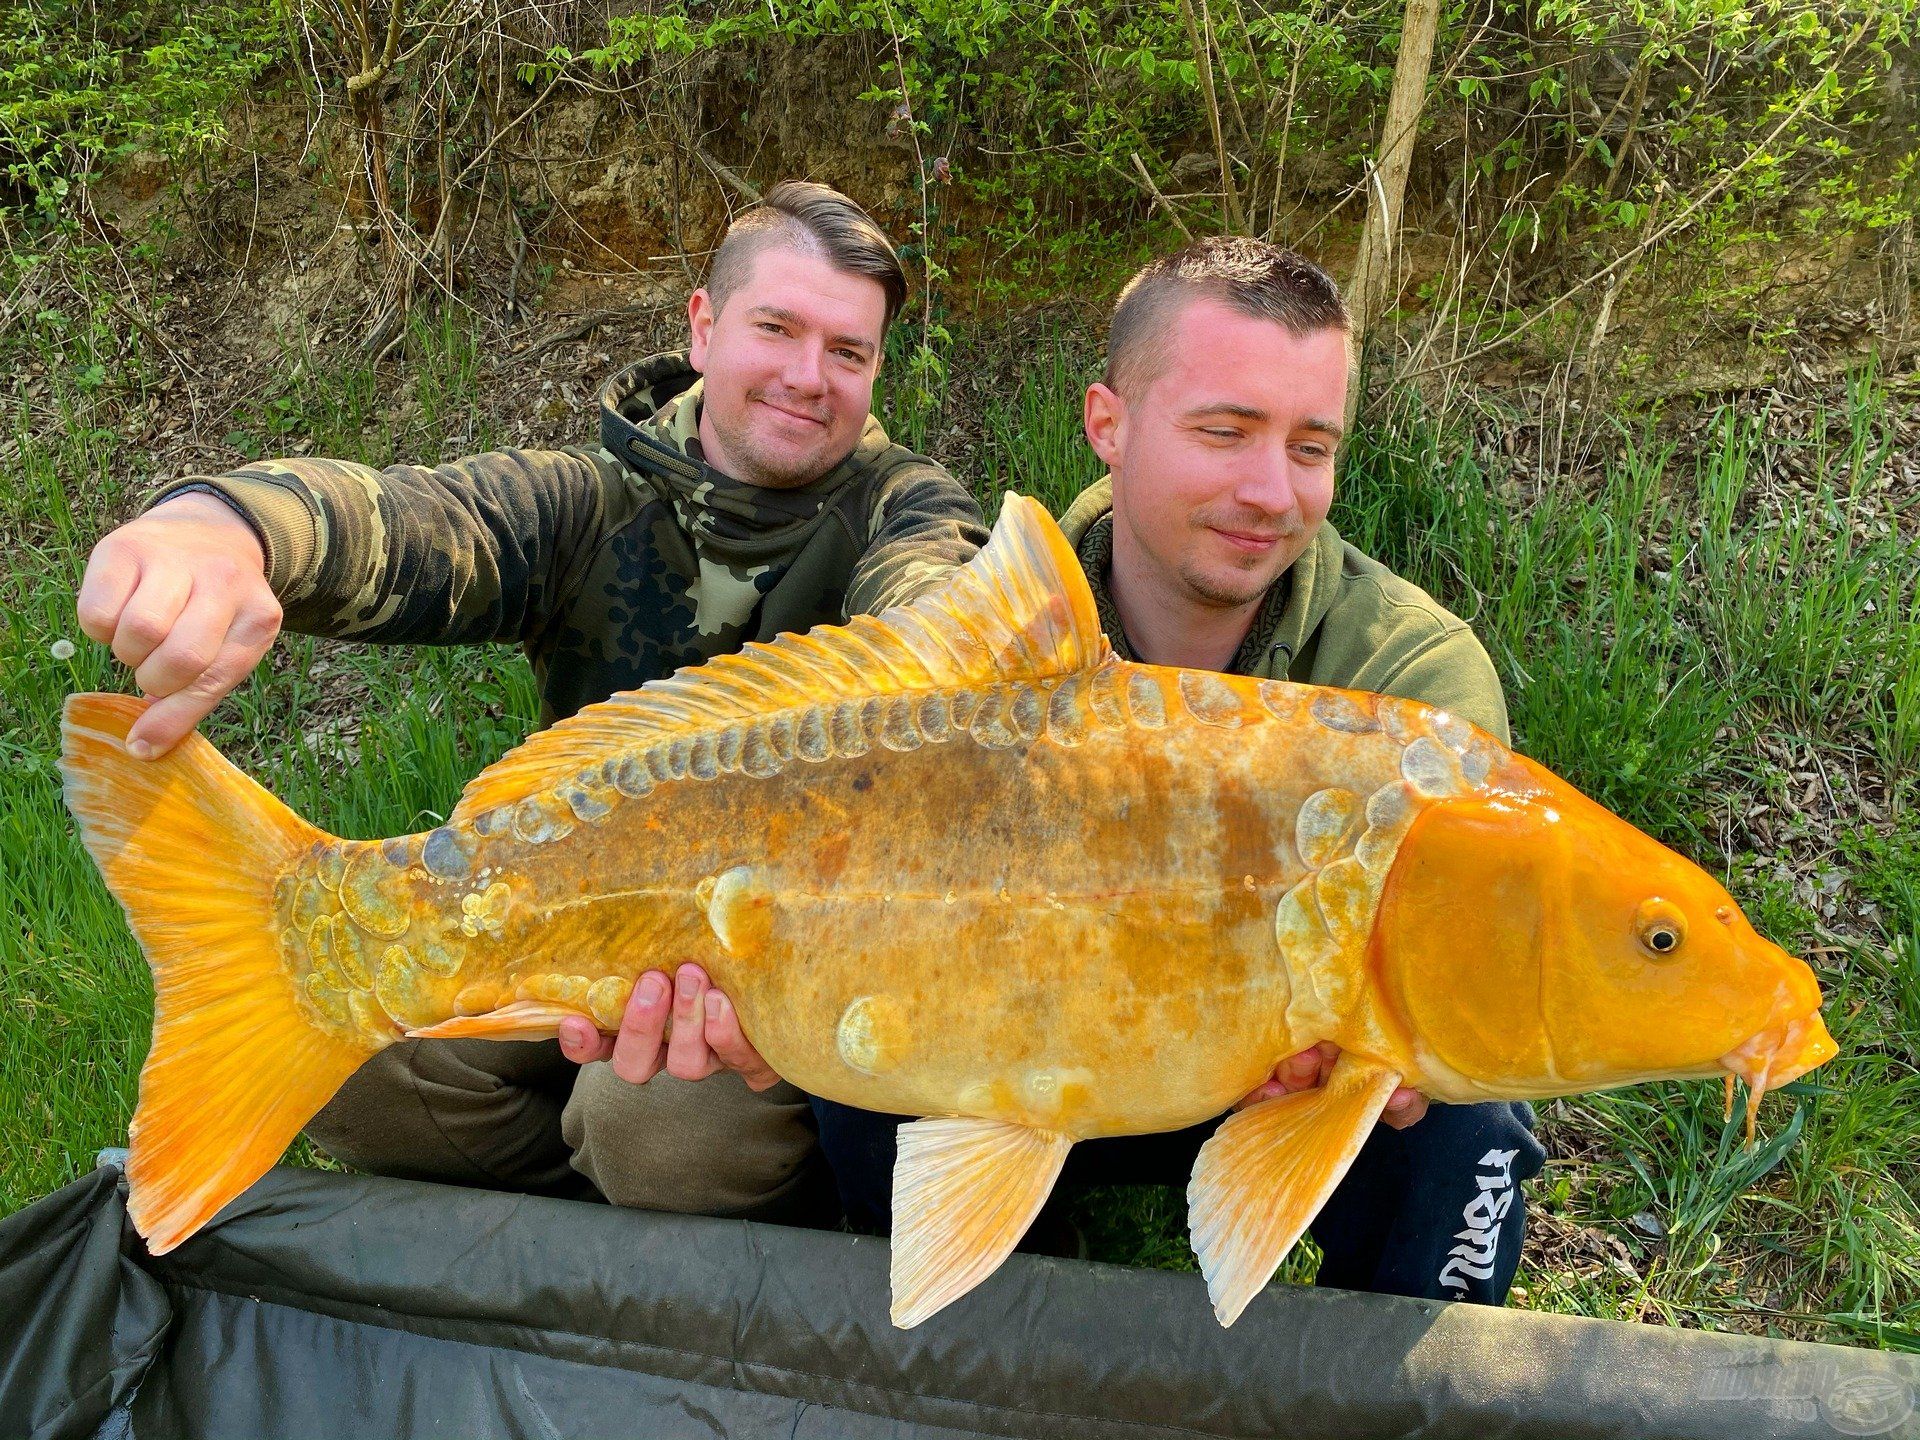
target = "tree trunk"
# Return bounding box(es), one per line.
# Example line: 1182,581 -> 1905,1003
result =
1344,0 -> 1441,429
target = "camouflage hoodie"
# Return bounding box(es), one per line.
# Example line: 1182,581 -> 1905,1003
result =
1057,478 -> 1511,742
149,352 -> 989,723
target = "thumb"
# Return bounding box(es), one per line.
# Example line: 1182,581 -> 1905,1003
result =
558,1016 -> 613,1063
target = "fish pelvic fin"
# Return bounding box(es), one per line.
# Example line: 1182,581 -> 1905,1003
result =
1188,1054 -> 1401,1326
407,999 -> 594,1041
888,1115 -> 1074,1329
60,693 -> 381,1256
447,492 -> 1110,823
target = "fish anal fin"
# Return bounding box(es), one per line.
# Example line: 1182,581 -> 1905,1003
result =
1188,1055 -> 1401,1326
408,1000 -> 593,1041
889,1115 -> 1073,1328
449,494 -> 1109,823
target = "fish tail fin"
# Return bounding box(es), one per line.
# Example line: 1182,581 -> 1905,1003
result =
60,693 -> 380,1254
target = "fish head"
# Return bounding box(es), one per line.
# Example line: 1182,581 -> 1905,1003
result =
1373,756 -> 1835,1108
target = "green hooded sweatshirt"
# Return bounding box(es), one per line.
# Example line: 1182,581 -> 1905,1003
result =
1057,478 -> 1510,743
147,352 -> 988,724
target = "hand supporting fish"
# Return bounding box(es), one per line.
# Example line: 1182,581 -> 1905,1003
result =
556,962 -> 782,1092
61,495 -> 1836,1329
559,966 -> 1428,1125
1241,1041 -> 1429,1128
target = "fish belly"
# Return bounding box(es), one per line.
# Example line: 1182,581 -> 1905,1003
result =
702,717 -> 1302,1136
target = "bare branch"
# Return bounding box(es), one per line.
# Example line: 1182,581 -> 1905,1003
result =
695,147 -> 761,205
1130,153 -> 1196,242
1177,0 -> 1247,234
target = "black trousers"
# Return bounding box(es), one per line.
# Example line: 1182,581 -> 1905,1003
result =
810,1096 -> 1545,1305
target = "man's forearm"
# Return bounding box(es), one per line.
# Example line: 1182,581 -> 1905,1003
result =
845,463 -> 990,618
144,449 -> 626,646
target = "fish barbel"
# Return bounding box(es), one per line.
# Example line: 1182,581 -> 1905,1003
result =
61,495 -> 1836,1327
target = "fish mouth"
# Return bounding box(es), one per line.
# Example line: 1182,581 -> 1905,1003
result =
1719,1011 -> 1838,1141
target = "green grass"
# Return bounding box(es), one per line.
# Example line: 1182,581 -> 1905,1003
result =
222,307 -> 497,467
1330,377 -> 1920,1347
1342,420 -> 1717,843
0,313 -> 536,1208
2,316 -> 1916,1351
975,342 -> 1107,521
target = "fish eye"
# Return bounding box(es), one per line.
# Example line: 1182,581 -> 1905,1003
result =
1635,897 -> 1688,959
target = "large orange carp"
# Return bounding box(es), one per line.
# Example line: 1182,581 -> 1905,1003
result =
62,496 -> 1835,1328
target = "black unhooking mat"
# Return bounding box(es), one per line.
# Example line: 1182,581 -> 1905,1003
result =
2,1158 -> 1916,1440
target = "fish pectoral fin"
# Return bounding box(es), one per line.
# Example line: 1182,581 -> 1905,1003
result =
407,1000 -> 594,1042
889,1116 -> 1073,1329
1187,1054 -> 1401,1326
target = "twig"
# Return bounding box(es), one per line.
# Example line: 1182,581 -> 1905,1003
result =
103,292 -> 202,380
1265,8 -> 1309,240
1177,0 -> 1246,234
879,0 -> 936,352
1129,153 -> 1196,242
1587,185 -> 1662,352
695,147 -> 761,206
346,0 -> 407,92
504,195 -> 528,321
362,302 -> 406,362
518,303 -> 675,360
1602,62 -> 1652,202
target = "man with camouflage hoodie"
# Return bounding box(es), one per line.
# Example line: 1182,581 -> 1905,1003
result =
77,182 -> 988,1221
811,237 -> 1547,1305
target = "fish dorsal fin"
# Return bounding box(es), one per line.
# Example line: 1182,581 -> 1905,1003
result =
449,493 -> 1107,822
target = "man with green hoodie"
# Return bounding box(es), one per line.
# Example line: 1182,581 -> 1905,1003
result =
810,237 -> 1545,1305
77,181 -> 988,1221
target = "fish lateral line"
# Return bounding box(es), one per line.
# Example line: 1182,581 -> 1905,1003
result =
538,883 -> 704,915
523,874 -> 1299,918
775,878 -> 1296,906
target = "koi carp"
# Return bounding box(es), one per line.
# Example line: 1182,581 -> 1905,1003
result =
61,495 -> 1835,1327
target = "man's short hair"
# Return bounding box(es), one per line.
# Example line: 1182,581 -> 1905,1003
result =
1105,237 -> 1349,399
706,181 -> 908,330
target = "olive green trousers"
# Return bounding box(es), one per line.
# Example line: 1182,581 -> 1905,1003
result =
305,1038 -> 835,1223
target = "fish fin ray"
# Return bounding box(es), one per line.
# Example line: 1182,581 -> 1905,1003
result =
59,693 -> 379,1256
407,1000 -> 592,1041
449,494 -> 1108,822
889,1116 -> 1073,1328
1187,1055 -> 1401,1325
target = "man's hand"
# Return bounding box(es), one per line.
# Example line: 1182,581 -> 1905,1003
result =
76,492 -> 281,758
1235,1041 -> 1428,1129
557,963 -> 780,1091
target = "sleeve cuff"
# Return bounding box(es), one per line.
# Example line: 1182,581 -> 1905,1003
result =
143,473 -> 321,597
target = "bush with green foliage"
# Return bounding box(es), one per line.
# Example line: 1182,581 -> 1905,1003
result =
0,0 -> 284,221
526,0 -> 1918,334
